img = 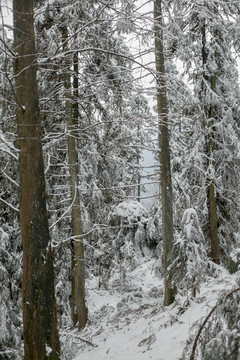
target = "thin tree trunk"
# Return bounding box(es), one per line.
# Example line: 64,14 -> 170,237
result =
137,124 -> 141,202
154,0 -> 176,306
61,27 -> 88,330
13,1 -> 60,359
207,75 -> 219,264
201,23 -> 219,264
73,52 -> 79,123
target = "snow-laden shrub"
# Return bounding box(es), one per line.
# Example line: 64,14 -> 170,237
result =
173,208 -> 208,296
182,288 -> 240,360
227,233 -> 240,274
146,204 -> 162,250
112,200 -> 148,255
199,290 -> 240,360
114,200 -> 148,226
88,201 -> 149,289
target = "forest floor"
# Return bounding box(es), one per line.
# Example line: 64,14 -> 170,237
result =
66,257 -> 239,360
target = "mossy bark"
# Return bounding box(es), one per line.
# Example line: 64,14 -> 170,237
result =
13,1 -> 60,358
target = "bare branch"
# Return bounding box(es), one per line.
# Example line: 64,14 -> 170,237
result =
0,197 -> 19,214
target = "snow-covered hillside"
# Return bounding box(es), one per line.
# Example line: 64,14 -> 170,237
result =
63,259 -> 240,360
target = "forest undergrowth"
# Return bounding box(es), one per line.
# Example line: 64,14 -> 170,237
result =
60,256 -> 240,360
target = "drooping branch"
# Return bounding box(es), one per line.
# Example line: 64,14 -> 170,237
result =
190,288 -> 240,360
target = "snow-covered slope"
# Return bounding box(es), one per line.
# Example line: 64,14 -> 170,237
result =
68,259 -> 239,360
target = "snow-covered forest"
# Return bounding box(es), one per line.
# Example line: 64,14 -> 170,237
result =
0,0 -> 240,359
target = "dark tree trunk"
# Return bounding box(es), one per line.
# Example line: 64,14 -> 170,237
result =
13,1 -> 60,358
207,75 -> 219,264
201,23 -> 219,264
61,27 -> 88,330
154,0 -> 176,306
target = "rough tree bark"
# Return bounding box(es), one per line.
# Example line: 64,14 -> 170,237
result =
154,0 -> 176,305
61,27 -> 88,330
13,0 -> 60,359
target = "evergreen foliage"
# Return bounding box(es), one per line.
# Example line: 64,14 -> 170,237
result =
173,208 -> 208,296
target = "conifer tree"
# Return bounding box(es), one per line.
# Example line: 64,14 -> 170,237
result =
170,0 -> 240,267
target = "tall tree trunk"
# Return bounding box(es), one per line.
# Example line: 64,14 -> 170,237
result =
136,123 -> 141,202
154,0 -> 176,306
61,27 -> 88,330
73,52 -> 79,123
201,23 -> 219,264
207,75 -> 219,264
13,1 -> 60,359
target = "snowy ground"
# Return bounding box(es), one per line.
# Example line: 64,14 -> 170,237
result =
66,259 -> 239,360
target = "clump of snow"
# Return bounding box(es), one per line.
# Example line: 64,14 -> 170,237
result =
93,249 -> 105,259
114,200 -> 148,225
0,227 -> 9,248
45,345 -> 52,356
